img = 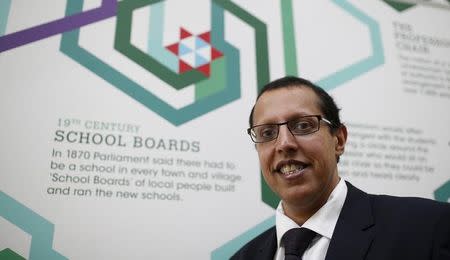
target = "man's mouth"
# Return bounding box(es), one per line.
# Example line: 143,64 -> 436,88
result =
276,161 -> 310,178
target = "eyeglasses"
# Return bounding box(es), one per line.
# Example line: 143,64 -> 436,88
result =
247,115 -> 333,143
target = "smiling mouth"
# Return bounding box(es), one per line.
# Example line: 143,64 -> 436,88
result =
276,162 -> 309,178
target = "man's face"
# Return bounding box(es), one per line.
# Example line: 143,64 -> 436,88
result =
252,86 -> 346,214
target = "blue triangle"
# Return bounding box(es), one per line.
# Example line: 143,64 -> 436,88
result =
195,54 -> 209,67
195,37 -> 209,50
179,43 -> 192,55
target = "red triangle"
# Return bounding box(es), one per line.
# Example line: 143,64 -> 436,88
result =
211,48 -> 223,60
197,64 -> 210,77
198,32 -> 211,43
179,60 -> 193,73
180,27 -> 192,39
166,43 -> 179,55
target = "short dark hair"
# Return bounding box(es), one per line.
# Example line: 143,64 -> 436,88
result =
249,76 -> 343,133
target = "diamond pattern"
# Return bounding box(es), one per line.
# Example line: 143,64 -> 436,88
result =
195,54 -> 208,67
197,46 -> 211,61
180,52 -> 196,67
179,43 -> 192,56
196,37 -> 209,49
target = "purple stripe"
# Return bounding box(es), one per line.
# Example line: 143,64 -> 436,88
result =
0,0 -> 117,53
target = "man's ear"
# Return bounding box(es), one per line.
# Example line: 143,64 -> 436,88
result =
334,124 -> 347,156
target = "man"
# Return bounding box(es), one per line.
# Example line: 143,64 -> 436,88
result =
231,76 -> 450,260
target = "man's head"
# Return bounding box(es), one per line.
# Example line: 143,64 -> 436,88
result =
248,76 -> 347,222
249,76 -> 342,133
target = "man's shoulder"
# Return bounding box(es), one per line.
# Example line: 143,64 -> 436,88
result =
345,181 -> 450,226
346,181 -> 449,212
230,226 -> 276,260
335,182 -> 450,258
369,191 -> 450,214
370,192 -> 450,221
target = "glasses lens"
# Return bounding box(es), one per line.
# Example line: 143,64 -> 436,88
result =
289,116 -> 319,135
252,124 -> 278,142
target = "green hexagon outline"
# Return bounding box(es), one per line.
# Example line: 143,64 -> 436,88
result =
0,248 -> 25,260
382,0 -> 416,12
213,0 -> 270,88
114,0 -> 207,90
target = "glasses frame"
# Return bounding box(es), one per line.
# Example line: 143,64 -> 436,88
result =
247,115 -> 333,143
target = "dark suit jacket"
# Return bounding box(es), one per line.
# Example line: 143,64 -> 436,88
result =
231,182 -> 450,260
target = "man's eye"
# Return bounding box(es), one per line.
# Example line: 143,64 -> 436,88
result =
292,120 -> 314,131
259,127 -> 277,138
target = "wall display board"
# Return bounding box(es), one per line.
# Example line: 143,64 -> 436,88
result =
1,0 -> 449,259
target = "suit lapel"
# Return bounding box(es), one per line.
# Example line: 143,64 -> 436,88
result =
325,182 -> 375,260
257,227 -> 277,260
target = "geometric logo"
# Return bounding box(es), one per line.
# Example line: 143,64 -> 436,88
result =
61,0 -> 252,126
166,28 -> 223,77
60,0 -> 270,127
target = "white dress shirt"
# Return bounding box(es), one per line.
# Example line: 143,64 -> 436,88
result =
274,178 -> 348,260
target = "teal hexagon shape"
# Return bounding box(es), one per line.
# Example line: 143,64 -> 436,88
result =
0,0 -> 11,36
434,180 -> 450,203
211,215 -> 275,259
316,0 -> 385,91
281,0 -> 385,91
0,191 -> 67,260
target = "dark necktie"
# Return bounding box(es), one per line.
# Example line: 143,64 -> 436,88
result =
282,228 -> 317,260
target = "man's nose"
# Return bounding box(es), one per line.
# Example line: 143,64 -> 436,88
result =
275,125 -> 298,152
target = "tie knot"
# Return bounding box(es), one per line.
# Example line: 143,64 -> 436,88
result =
282,228 -> 317,258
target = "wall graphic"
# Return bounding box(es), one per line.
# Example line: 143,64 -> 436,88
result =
1,0 -> 450,259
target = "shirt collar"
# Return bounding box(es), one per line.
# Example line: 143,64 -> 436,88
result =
275,178 -> 348,247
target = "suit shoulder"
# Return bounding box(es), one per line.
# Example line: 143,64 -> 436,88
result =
230,226 -> 276,260
372,194 -> 449,211
370,194 -> 450,223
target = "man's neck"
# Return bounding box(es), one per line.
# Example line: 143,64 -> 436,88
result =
282,177 -> 340,225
